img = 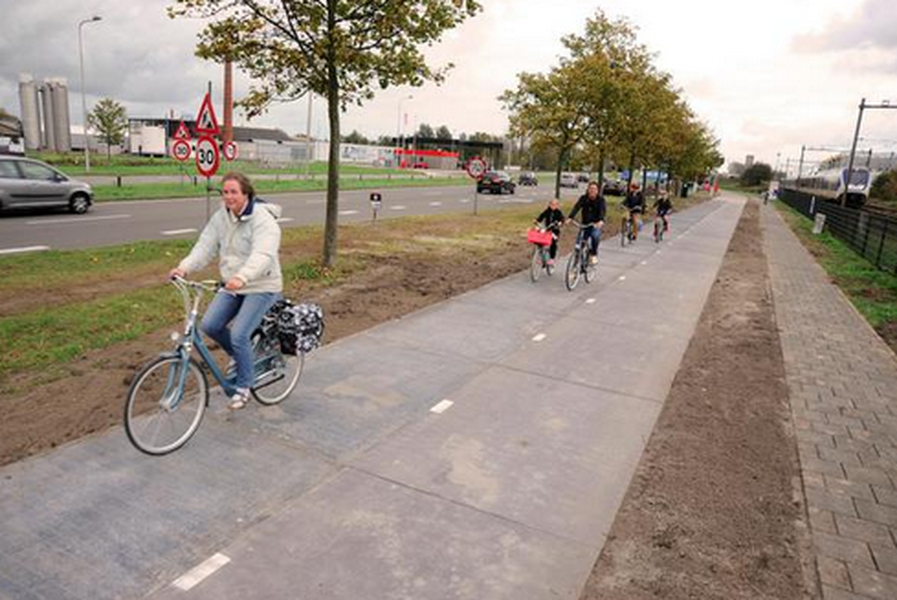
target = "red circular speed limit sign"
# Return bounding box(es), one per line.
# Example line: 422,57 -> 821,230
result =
222,141 -> 238,161
171,139 -> 191,162
466,157 -> 487,180
195,136 -> 220,177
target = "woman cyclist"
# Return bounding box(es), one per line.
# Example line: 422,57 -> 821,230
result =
533,198 -> 565,266
169,172 -> 283,410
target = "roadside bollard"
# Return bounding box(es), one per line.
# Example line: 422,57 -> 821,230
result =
370,192 -> 382,223
116,175 -> 122,188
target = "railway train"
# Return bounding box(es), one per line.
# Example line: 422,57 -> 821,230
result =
794,166 -> 874,208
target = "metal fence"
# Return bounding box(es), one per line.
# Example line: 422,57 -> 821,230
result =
779,188 -> 897,272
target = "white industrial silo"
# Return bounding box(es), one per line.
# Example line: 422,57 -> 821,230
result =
18,74 -> 41,151
39,82 -> 56,151
48,78 -> 72,152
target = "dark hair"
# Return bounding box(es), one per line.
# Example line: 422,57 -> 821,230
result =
221,172 -> 255,199
587,180 -> 599,188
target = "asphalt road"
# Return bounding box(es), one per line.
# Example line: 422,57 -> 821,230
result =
0,184 -> 576,253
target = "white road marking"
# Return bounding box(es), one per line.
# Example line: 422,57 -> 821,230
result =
390,205 -> 407,211
429,201 -> 443,207
161,228 -> 198,236
641,260 -> 648,265
532,333 -> 547,342
459,199 -> 470,203
0,245 -> 50,255
306,199 -> 325,205
27,214 -> 130,226
172,553 -> 231,591
277,217 -> 294,223
339,210 -> 359,216
618,275 -> 627,281
586,298 -> 596,304
430,399 -> 454,414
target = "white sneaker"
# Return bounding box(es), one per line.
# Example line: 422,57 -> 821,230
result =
228,388 -> 251,410
589,255 -> 598,265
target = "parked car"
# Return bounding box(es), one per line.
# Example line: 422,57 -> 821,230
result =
518,171 -> 538,186
559,172 -> 578,188
477,171 -> 516,194
0,156 -> 93,214
602,179 -> 626,196
577,172 -> 590,183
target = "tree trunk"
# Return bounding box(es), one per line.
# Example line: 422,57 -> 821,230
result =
626,150 -> 635,189
554,145 -> 567,200
322,1 -> 340,268
597,149 -> 605,191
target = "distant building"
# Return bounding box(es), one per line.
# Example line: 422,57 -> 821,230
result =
745,154 -> 755,168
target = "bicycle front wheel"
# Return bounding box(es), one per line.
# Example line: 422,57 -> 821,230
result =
565,248 -> 581,291
530,246 -> 542,283
124,355 -> 208,455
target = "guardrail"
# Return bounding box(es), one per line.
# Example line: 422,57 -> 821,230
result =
779,188 -> 897,272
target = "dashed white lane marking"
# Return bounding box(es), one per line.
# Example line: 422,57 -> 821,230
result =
161,228 -> 198,236
172,553 -> 230,591
277,217 -> 294,223
0,245 -> 50,255
339,210 -> 359,216
391,205 -> 407,210
27,214 -> 130,226
429,201 -> 443,207
618,275 -> 627,281
641,260 -> 648,265
532,333 -> 547,342
459,198 -> 471,203
430,399 -> 454,414
586,298 -> 596,304
306,199 -> 325,205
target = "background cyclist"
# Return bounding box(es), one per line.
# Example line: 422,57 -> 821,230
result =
654,190 -> 673,231
169,172 -> 283,411
623,183 -> 645,240
566,180 -> 606,265
534,198 -> 565,266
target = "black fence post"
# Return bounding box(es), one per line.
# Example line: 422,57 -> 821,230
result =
877,220 -> 888,269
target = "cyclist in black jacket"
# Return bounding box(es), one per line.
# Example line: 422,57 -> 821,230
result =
534,198 -> 565,265
566,181 -> 606,264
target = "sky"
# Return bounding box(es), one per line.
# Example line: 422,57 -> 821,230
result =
2,0 -> 897,172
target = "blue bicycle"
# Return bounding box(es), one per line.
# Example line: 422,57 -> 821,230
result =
124,277 -> 306,455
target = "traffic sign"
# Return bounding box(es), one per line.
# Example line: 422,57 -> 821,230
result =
466,157 -> 487,180
173,120 -> 191,140
171,139 -> 191,162
222,140 -> 238,161
195,136 -> 220,177
195,93 -> 220,136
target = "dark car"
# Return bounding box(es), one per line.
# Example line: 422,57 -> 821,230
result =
0,156 -> 93,214
577,172 -> 590,183
517,172 -> 538,186
477,171 -> 516,195
602,179 -> 625,196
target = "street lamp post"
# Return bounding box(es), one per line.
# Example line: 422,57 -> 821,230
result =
396,94 -> 412,167
78,15 -> 102,173
845,98 -> 897,207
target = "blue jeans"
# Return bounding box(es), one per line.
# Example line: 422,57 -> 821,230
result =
202,291 -> 280,390
577,225 -> 602,256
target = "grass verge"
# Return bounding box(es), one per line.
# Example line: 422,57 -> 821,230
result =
775,202 -> 897,330
92,175 -> 469,201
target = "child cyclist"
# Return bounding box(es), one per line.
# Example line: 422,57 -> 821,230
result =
653,190 -> 673,231
533,198 -> 565,266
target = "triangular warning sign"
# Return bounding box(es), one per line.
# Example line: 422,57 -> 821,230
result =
195,93 -> 220,136
173,120 -> 191,141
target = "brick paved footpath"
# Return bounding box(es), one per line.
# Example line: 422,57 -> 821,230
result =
763,205 -> 897,600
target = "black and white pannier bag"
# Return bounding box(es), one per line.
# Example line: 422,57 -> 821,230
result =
266,299 -> 325,355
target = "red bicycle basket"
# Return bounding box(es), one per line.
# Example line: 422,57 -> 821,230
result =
527,229 -> 553,246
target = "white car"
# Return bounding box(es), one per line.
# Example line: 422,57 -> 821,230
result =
559,173 -> 578,188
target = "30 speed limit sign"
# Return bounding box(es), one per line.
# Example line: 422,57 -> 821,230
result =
171,139 -> 191,162
195,136 -> 220,177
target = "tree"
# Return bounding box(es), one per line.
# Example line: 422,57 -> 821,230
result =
87,98 -> 128,160
416,123 -> 435,139
170,0 -> 481,267
342,130 -> 370,145
871,170 -> 897,204
741,162 -> 773,187
435,125 -> 452,140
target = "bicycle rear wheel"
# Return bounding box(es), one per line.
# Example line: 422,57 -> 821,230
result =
251,334 -> 305,405
124,355 -> 208,455
545,248 -> 555,276
565,246 -> 581,291
654,219 -> 661,243
530,245 -> 542,283
621,218 -> 629,247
